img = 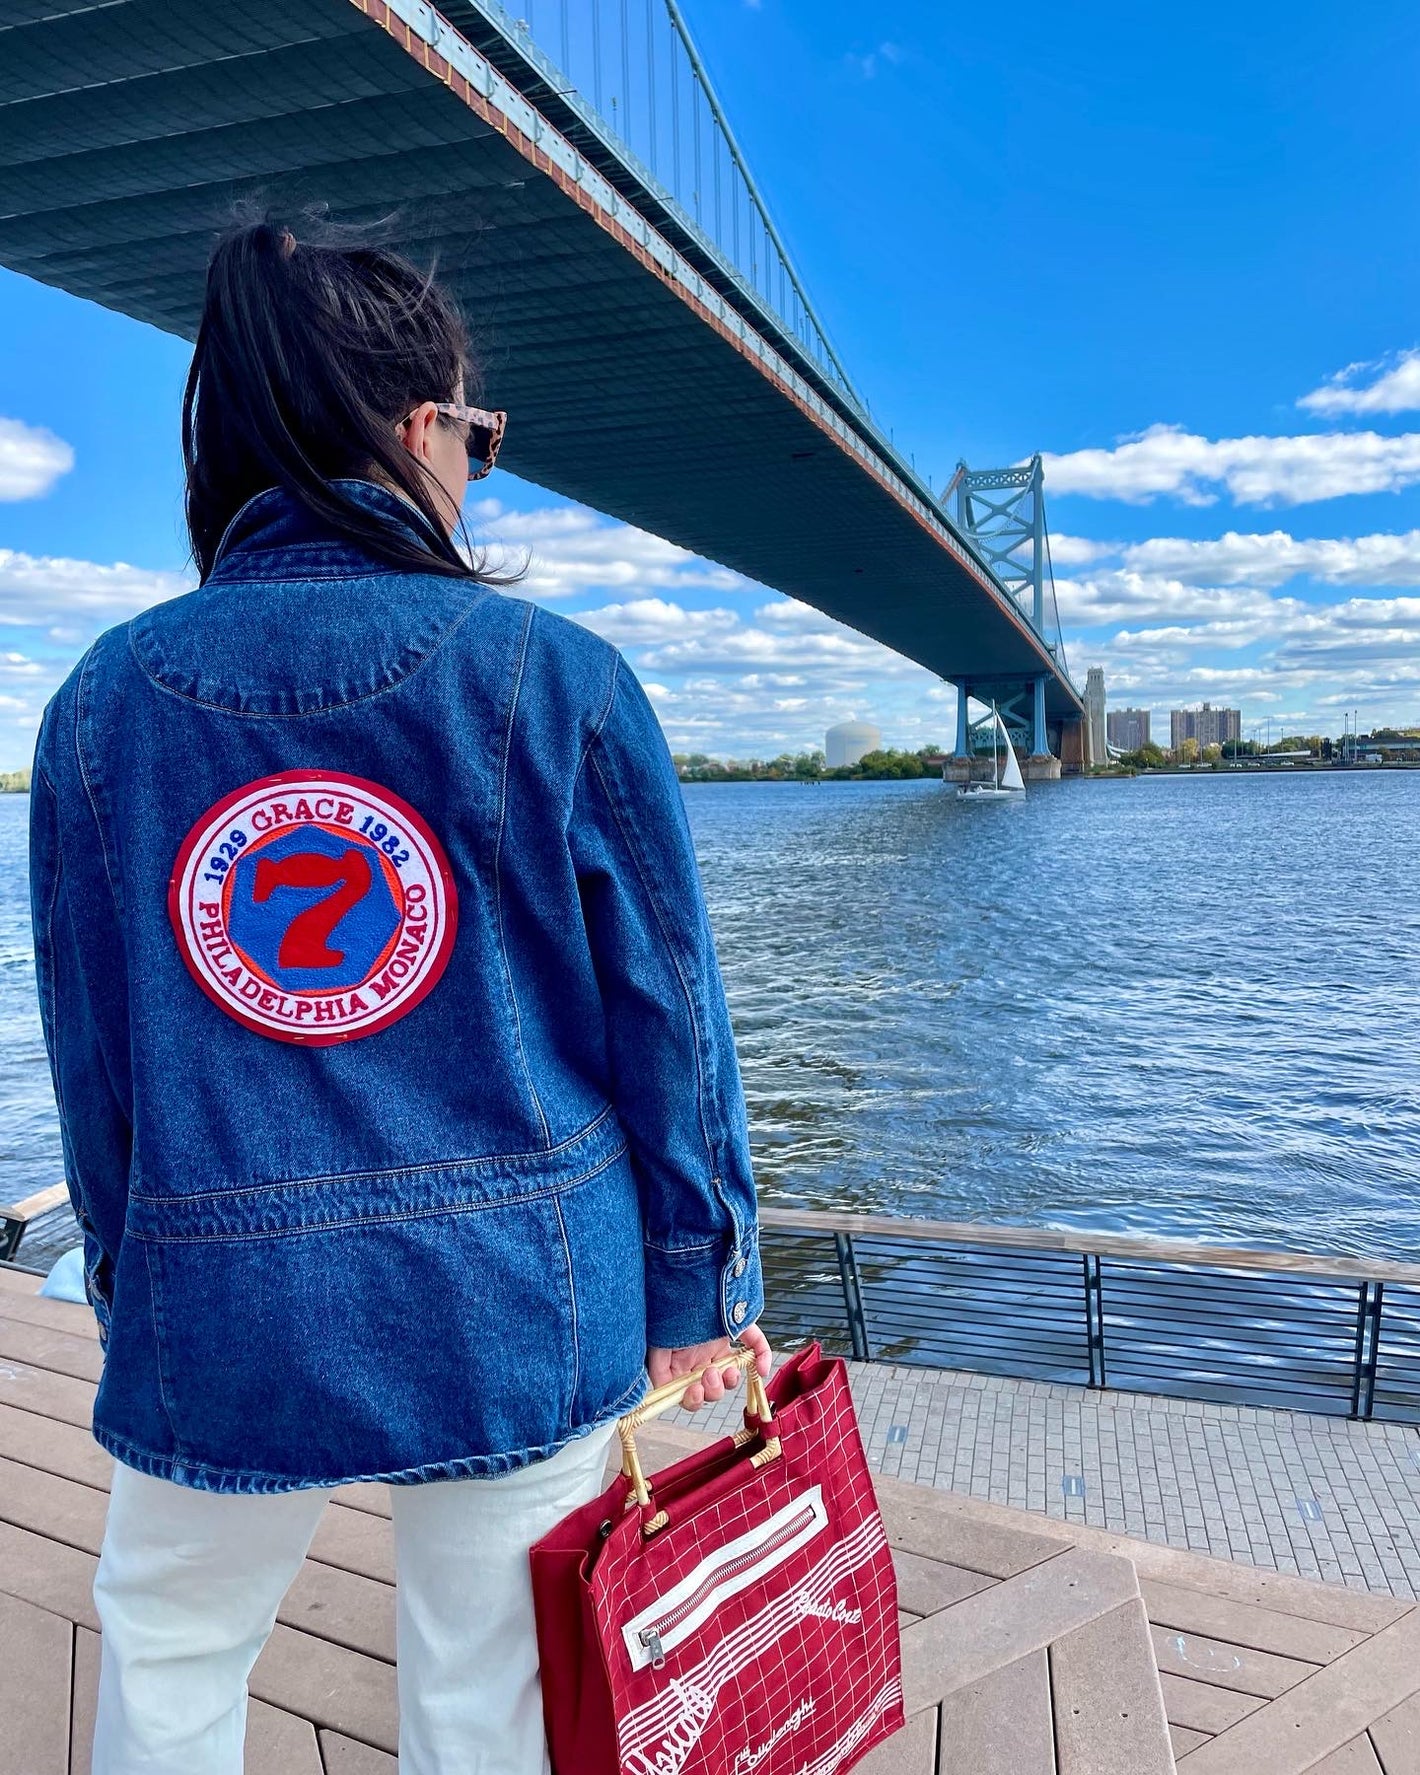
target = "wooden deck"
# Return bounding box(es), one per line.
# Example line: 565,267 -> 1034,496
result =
2,1263 -> 1419,1773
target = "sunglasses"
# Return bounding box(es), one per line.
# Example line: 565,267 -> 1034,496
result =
406,401 -> 508,480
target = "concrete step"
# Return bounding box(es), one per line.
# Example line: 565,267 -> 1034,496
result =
864,1545 -> 1176,1774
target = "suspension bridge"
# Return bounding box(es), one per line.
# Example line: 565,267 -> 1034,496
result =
0,0 -> 1087,770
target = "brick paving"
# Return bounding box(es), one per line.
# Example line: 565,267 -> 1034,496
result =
679,1360 -> 1420,1601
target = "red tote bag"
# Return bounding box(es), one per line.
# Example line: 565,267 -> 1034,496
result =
531,1342 -> 903,1775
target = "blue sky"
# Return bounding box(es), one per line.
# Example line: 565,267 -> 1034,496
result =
2,0 -> 1419,765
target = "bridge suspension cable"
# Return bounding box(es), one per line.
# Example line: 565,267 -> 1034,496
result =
468,0 -> 863,411
1043,521 -> 1070,681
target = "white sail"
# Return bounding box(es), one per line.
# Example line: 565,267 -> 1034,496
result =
996,713 -> 1025,791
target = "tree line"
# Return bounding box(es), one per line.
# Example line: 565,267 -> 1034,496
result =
1112,729 -> 1420,771
673,747 -> 945,783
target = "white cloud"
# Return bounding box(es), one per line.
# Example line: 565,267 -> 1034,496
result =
474,501 -> 745,599
754,599 -> 848,631
0,553 -> 191,754
1071,580 -> 1420,732
1053,569 -> 1280,628
572,598 -> 738,648
565,591 -> 946,755
0,549 -> 189,635
0,418 -> 74,501
1042,423 -> 1420,506
636,625 -> 920,677
1047,534 -> 1116,567
5,491 -> 1420,767
571,591 -> 924,679
1114,529 -> 1420,588
535,504 -> 1420,741
1299,350 -> 1420,417
1272,595 -> 1420,667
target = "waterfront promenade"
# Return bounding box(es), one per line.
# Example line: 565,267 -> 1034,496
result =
6,1263 -> 1420,1772
684,1360 -> 1420,1599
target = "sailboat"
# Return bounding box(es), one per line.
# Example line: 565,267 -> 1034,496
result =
957,704 -> 1025,800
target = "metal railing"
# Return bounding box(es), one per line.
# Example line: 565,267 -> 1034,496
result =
0,1182 -> 68,1265
759,1208 -> 1420,1424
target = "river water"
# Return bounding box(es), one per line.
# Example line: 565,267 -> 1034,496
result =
3,770 -> 1418,1266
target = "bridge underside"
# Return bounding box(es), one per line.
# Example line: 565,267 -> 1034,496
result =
0,0 -> 1082,720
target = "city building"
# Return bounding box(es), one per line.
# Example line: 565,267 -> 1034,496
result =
1170,703 -> 1242,750
825,719 -> 881,768
1084,668 -> 1107,767
1107,708 -> 1151,752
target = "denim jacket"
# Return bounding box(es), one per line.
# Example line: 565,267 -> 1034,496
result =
30,480 -> 762,1493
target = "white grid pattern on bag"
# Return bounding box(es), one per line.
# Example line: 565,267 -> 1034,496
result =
596,1359 -> 903,1775
617,1512 -> 886,1751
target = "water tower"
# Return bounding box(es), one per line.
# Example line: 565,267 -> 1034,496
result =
826,720 -> 882,768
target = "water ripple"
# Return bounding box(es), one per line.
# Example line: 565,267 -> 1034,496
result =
689,771 -> 1420,1262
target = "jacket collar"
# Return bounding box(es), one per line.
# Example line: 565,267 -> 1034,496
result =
206,479 -> 443,581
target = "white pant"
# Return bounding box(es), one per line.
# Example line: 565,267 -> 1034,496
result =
92,1425 -> 617,1775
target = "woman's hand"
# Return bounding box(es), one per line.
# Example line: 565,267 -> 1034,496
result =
647,1323 -> 772,1412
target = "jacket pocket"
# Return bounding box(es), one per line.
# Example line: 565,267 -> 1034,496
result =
136,1114 -> 629,1484
554,1142 -> 648,1428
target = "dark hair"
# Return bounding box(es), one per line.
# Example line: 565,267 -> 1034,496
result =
183,218 -> 497,582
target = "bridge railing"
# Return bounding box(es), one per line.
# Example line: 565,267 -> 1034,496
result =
758,1207 -> 1420,1423
456,0 -> 862,412
382,0 -> 1080,700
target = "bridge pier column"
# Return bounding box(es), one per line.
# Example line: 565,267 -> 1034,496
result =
1024,675 -> 1062,781
942,682 -> 972,783
1031,676 -> 1048,757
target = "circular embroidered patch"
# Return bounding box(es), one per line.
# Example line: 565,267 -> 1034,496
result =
168,771 -> 458,1045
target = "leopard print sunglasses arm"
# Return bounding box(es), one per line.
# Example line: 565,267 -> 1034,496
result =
430,401 -> 508,479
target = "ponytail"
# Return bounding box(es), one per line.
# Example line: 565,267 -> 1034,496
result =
183,217 -> 499,582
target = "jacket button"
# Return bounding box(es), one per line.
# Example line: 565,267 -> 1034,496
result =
733,1258 -> 747,1278
732,1301 -> 747,1326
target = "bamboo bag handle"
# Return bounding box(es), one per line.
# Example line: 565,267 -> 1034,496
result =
618,1348 -> 777,1514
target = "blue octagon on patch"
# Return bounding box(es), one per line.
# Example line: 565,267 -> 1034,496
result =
226,824 -> 403,995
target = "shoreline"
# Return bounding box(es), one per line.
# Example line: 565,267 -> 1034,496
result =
677,761 -> 1420,783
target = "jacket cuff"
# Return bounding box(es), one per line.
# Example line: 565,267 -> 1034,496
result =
644,1228 -> 764,1349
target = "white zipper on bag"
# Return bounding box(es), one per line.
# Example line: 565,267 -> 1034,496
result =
622,1487 -> 829,1672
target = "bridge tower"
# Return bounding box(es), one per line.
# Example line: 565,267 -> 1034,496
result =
942,456 -> 1081,780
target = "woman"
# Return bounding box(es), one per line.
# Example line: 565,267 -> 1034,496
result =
30,220 -> 769,1774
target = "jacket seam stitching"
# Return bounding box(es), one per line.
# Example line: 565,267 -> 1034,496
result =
37,812 -> 92,1274
36,771 -> 63,1053
203,565 -> 409,585
589,739 -> 721,1186
127,1143 -> 628,1242
125,590 -> 489,719
74,648 -> 123,915
90,1373 -> 645,1490
143,1241 -> 185,1457
35,772 -> 122,1330
493,601 -> 551,1146
552,1193 -> 581,1417
571,643 -> 621,795
127,1105 -> 617,1204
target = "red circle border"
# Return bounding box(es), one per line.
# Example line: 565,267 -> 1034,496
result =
167,769 -> 459,1047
